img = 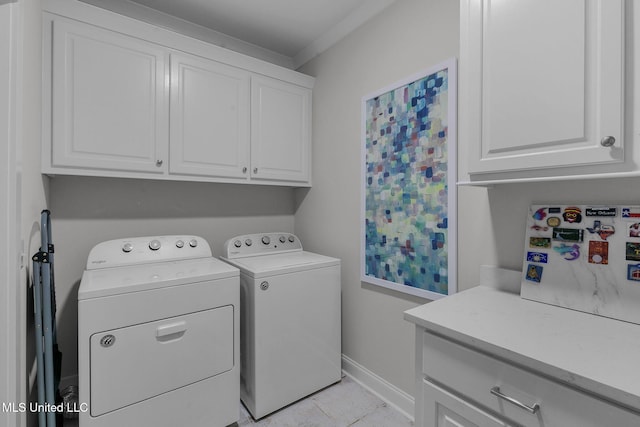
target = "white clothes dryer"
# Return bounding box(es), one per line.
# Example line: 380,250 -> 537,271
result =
78,235 -> 239,427
221,233 -> 341,419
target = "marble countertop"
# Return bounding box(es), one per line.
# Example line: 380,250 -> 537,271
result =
404,285 -> 640,411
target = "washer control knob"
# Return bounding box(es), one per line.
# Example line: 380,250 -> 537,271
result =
122,243 -> 133,253
279,235 -> 286,243
234,240 -> 242,248
262,236 -> 271,245
288,235 -> 295,243
149,239 -> 161,251
189,239 -> 198,248
245,239 -> 253,247
175,240 -> 184,248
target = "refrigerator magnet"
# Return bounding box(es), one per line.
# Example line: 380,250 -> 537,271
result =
622,207 -> 640,220
552,227 -> 584,242
586,220 -> 615,240
546,217 -> 561,227
585,207 -> 617,217
627,264 -> 640,282
525,264 -> 543,283
526,251 -> 548,264
588,241 -> 609,264
553,243 -> 580,261
626,242 -> 640,261
562,207 -> 582,223
530,237 -> 551,248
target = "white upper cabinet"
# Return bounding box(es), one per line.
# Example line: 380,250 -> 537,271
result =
250,76 -> 311,183
461,0 -> 626,182
42,3 -> 314,186
48,19 -> 168,174
170,53 -> 251,179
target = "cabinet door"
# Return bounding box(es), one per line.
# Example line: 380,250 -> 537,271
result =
251,76 -> 311,184
50,19 -> 168,173
422,380 -> 510,427
464,0 -> 624,175
170,53 -> 250,179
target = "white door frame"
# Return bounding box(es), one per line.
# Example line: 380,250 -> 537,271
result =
1,1 -> 22,426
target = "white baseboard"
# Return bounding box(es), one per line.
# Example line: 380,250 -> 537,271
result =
341,354 -> 414,422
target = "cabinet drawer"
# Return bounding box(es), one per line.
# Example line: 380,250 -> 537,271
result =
423,332 -> 640,426
423,379 -> 509,427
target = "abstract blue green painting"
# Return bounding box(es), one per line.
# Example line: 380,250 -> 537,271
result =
361,59 -> 457,300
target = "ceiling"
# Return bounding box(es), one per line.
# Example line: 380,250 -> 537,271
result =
83,0 -> 397,69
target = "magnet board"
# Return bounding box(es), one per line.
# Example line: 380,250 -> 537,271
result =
521,205 -> 640,325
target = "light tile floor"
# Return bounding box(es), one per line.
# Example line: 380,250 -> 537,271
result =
63,375 -> 413,427
237,375 -> 414,427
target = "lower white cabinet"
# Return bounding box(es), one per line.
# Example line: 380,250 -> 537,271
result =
416,331 -> 640,427
422,380 -> 509,427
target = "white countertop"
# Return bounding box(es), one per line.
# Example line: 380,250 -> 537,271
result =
404,285 -> 640,411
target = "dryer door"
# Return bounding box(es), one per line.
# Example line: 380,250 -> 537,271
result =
89,305 -> 234,416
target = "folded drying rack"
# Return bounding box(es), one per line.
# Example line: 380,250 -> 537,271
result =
32,210 -> 62,427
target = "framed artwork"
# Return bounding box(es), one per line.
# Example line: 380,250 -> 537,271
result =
361,58 -> 457,300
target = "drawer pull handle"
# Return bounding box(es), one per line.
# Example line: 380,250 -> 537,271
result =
490,386 -> 540,414
156,321 -> 187,341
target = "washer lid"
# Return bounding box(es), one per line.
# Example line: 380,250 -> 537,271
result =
78,257 -> 239,300
221,251 -> 340,279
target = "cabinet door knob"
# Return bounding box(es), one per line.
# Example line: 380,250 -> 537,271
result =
253,167 -> 258,174
242,167 -> 247,173
600,136 -> 616,147
156,159 -> 163,167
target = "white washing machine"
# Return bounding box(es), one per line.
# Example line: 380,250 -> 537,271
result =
221,232 -> 341,419
78,235 -> 239,427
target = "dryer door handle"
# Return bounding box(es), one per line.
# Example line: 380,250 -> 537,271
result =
156,321 -> 187,341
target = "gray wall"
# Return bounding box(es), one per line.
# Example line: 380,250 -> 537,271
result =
294,0 -> 640,402
50,176 -> 296,380
295,0 -> 461,396
31,0 -> 640,415
462,178 -> 640,273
